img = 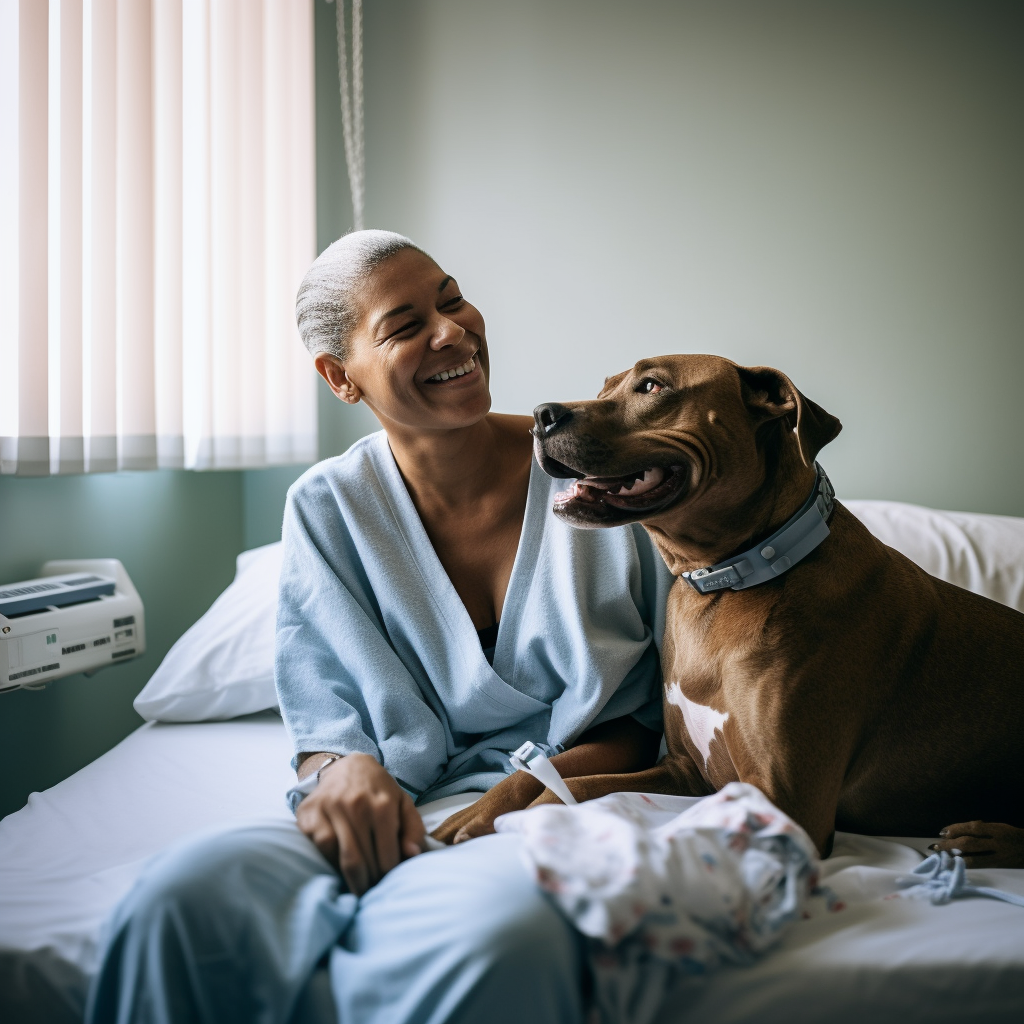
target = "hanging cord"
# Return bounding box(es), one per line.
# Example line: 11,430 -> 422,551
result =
330,0 -> 365,230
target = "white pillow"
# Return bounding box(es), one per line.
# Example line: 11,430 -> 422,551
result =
844,500 -> 1024,613
134,542 -> 283,722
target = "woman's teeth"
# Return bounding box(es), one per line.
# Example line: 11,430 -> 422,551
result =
427,356 -> 475,382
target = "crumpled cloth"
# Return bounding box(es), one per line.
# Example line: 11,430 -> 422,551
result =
895,850 -> 1024,907
495,782 -> 820,1024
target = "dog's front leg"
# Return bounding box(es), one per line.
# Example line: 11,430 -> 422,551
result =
433,715 -> 663,843
734,740 -> 847,858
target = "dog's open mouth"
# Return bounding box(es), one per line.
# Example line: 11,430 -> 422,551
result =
553,465 -> 687,519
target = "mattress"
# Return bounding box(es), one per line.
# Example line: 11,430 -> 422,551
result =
2,712 -> 1022,1024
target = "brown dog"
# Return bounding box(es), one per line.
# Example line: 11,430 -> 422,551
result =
531,354 -> 1024,864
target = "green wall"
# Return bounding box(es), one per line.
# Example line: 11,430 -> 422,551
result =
0,471 -> 244,817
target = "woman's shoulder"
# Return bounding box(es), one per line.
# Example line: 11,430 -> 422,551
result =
287,431 -> 388,505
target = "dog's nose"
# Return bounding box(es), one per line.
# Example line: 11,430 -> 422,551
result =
533,403 -> 573,437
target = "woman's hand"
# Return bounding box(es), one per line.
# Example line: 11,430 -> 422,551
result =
295,753 -> 425,895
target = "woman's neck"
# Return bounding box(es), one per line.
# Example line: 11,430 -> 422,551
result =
386,413 -> 534,512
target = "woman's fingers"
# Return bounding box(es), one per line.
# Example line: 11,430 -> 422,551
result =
368,792 -> 401,877
399,792 -> 426,856
296,805 -> 340,866
295,756 -> 433,882
326,803 -> 373,895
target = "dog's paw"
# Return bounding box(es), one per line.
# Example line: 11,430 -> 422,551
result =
930,821 -> 1024,869
429,805 -> 478,846
430,774 -> 544,845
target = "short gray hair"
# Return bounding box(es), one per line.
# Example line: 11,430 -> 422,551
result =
295,229 -> 429,361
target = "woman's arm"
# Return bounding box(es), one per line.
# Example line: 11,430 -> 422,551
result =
277,480 -> 446,892
430,714 -> 661,844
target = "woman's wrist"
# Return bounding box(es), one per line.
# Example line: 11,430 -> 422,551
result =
297,751 -> 346,781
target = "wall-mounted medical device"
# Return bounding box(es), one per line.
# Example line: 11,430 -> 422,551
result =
0,559 -> 145,693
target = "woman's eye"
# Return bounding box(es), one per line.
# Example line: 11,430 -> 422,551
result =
442,295 -> 464,309
637,379 -> 664,394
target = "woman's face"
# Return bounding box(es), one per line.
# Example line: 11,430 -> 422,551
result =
326,248 -> 492,433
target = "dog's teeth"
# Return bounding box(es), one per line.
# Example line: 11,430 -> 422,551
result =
614,467 -> 666,497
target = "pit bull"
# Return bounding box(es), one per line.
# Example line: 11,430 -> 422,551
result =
531,354 -> 1024,865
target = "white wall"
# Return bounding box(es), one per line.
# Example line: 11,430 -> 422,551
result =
351,0 -> 1023,514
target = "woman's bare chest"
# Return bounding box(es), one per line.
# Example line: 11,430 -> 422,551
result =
420,499 -> 526,630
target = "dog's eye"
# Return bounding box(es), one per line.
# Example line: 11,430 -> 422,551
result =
637,378 -> 664,395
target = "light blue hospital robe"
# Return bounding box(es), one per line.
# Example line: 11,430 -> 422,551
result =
275,430 -> 675,802
86,432 -> 678,1024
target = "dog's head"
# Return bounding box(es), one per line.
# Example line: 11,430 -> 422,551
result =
533,354 -> 841,567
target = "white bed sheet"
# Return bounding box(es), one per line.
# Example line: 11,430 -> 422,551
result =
0,712 -> 295,1022
2,714 -> 1023,1024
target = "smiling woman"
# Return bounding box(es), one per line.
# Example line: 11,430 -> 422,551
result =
85,230 -> 677,1024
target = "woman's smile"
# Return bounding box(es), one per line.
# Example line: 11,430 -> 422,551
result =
424,352 -> 478,385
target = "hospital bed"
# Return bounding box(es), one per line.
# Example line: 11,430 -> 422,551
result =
2,499 -> 1023,1023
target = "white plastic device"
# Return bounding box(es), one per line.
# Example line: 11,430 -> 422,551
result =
0,559 -> 145,693
509,741 -> 579,806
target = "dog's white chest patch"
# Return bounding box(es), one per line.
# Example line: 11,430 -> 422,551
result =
666,682 -> 729,769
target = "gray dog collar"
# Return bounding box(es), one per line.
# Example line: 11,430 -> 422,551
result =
683,465 -> 835,595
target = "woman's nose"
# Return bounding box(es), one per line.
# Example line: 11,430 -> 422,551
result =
430,316 -> 464,350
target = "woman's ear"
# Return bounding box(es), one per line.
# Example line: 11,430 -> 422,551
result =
737,365 -> 842,467
315,353 -> 362,405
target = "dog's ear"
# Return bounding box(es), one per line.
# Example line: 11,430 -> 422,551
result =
598,370 -> 630,398
737,365 -> 842,467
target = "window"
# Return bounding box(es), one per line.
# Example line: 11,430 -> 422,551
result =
0,0 -> 317,474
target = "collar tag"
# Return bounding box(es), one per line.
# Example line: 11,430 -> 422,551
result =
683,465 -> 835,595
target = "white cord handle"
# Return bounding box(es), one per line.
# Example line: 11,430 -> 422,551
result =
510,742 -> 579,806
331,0 -> 365,230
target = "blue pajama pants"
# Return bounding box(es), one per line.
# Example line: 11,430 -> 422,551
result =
85,823 -> 584,1024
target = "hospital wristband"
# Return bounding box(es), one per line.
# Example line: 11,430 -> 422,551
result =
284,754 -> 343,814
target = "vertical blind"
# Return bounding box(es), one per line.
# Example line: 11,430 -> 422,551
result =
0,0 -> 318,475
